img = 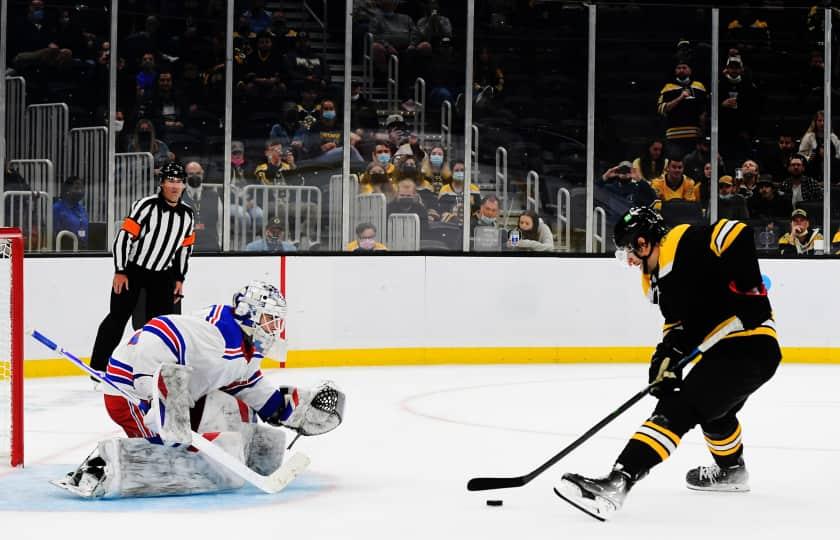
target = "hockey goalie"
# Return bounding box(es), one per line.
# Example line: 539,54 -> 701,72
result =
55,281 -> 345,498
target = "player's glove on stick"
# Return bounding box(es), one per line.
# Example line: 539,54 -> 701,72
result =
649,331 -> 686,398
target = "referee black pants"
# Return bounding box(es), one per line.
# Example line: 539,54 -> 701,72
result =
616,335 -> 782,478
90,265 -> 178,372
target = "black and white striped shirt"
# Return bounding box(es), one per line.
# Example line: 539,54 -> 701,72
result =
113,194 -> 195,280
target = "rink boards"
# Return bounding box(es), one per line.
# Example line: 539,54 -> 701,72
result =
21,256 -> 840,376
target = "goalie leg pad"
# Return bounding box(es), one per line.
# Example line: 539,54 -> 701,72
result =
143,363 -> 193,445
244,424 -> 287,476
52,433 -> 247,498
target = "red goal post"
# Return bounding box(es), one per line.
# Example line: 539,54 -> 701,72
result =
0,228 -> 24,467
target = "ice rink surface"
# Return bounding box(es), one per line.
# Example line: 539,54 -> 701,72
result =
1,362 -> 837,540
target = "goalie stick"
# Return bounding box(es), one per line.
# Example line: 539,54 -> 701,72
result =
466,318 -> 744,492
29,329 -> 310,495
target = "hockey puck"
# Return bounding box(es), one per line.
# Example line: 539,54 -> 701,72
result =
486,499 -> 503,507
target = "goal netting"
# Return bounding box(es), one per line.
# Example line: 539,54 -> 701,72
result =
0,228 -> 23,467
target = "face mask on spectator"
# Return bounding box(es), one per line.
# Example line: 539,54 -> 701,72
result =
265,235 -> 284,250
676,76 -> 689,85
377,153 -> 391,166
68,191 -> 85,204
359,238 -> 376,250
478,215 -> 495,226
138,131 -> 152,145
351,93 -> 360,102
430,155 -> 444,167
113,119 -> 124,132
453,170 -> 465,182
401,164 -> 418,177
725,73 -> 742,83
187,174 -> 203,188
231,155 -> 245,167
322,110 -> 336,121
371,173 -> 388,184
30,9 -> 45,23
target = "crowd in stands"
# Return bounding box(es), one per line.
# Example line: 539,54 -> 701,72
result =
4,1 -> 840,256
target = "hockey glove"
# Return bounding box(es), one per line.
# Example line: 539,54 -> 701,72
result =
729,281 -> 771,330
649,340 -> 685,398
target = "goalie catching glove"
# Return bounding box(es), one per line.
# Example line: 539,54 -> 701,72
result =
262,381 -> 345,436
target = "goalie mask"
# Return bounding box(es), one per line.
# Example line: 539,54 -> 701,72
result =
233,281 -> 287,352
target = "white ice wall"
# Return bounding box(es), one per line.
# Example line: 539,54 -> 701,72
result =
22,256 -> 840,362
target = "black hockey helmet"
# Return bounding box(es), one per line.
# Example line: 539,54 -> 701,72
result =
613,206 -> 668,251
159,161 -> 186,182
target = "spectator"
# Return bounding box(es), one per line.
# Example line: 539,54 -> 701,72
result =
148,67 -> 186,138
135,51 -> 158,104
778,209 -> 824,256
9,0 -> 55,57
833,227 -> 840,255
53,175 -> 90,249
683,136 -> 725,187
779,154 -> 822,207
419,145 -> 452,193
717,175 -> 750,220
345,222 -> 387,252
799,110 -> 840,183
255,139 -> 293,186
761,132 -> 797,183
415,1 -> 453,50
657,62 -> 708,157
472,194 -> 501,230
718,55 -> 760,163
507,210 -> 554,252
359,161 -> 394,199
632,139 -> 668,182
439,161 -> 480,202
387,178 -> 429,233
230,140 -> 264,233
284,31 -> 330,97
651,158 -> 701,202
181,161 -> 222,252
598,161 -> 657,216
438,161 -> 481,225
299,99 -> 363,164
269,103 -> 306,157
127,118 -> 174,172
242,31 -> 286,102
242,0 -> 272,34
748,177 -> 792,221
369,0 -> 421,75
736,159 -> 760,199
245,217 -> 297,252
470,46 -> 504,110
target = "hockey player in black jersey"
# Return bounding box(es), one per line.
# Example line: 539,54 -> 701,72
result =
557,207 -> 781,520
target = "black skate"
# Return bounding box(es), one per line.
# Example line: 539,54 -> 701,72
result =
686,457 -> 749,492
554,468 -> 634,521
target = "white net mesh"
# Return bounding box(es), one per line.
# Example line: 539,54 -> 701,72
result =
0,238 -> 13,461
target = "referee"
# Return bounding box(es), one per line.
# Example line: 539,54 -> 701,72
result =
90,161 -> 196,372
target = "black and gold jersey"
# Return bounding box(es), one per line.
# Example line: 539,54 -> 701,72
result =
641,219 -> 776,348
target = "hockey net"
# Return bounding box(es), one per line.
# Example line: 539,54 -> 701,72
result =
0,228 -> 23,467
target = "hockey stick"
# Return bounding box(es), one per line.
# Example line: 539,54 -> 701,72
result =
29,329 -> 310,495
466,318 -> 744,492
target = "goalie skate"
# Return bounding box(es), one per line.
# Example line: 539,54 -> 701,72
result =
686,458 -> 750,492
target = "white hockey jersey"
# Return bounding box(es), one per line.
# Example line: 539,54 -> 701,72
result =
105,305 -> 286,421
